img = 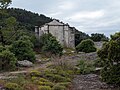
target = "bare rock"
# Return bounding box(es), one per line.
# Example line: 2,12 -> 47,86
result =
17,60 -> 33,67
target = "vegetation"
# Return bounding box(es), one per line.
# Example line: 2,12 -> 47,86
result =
97,32 -> 120,86
90,33 -> 109,42
75,30 -> 90,46
76,60 -> 95,74
0,49 -> 17,71
76,39 -> 97,53
39,33 -> 63,56
7,8 -> 52,31
11,36 -> 35,62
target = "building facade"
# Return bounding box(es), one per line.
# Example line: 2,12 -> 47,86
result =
35,19 -> 75,48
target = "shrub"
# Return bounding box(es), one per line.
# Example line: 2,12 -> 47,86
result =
38,81 -> 54,87
52,84 -> 66,90
76,39 -> 96,53
77,60 -> 95,74
23,83 -> 38,90
38,86 -> 52,90
30,70 -> 41,77
0,50 -> 17,71
58,82 -> 71,87
39,33 -> 63,56
98,32 -> 120,86
5,82 -> 22,90
45,74 -> 71,82
11,39 -> 35,62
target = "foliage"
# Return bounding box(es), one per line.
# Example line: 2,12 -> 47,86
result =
75,30 -> 90,46
0,49 -> 17,71
7,8 -> 52,31
76,60 -> 95,74
52,84 -> 66,90
5,82 -> 22,90
76,39 -> 96,53
40,33 -> 63,56
11,38 -> 35,62
30,70 -> 41,77
0,0 -> 12,9
38,86 -> 52,90
97,32 -> 120,86
90,33 -> 109,42
110,32 -> 120,40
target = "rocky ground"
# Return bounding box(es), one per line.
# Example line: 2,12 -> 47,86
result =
71,74 -> 118,90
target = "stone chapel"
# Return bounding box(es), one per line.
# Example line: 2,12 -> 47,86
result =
35,19 -> 75,48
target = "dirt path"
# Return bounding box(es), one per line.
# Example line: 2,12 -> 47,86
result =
0,61 -> 52,79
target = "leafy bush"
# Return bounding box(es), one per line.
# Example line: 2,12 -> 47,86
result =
45,74 -> 70,82
98,32 -> 120,86
0,50 -> 17,71
77,60 -> 95,74
57,82 -> 71,87
11,39 -> 35,62
38,81 -> 54,87
39,33 -> 63,56
5,82 -> 22,90
38,86 -> 52,90
52,84 -> 66,90
76,39 -> 96,53
30,70 -> 41,77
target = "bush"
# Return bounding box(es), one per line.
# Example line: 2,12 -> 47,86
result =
58,82 -> 71,87
30,70 -> 41,77
98,32 -> 120,86
38,86 -> 52,90
52,84 -> 66,90
23,83 -> 38,90
39,33 -> 63,56
11,39 -> 35,62
0,50 -> 17,71
77,60 -> 95,74
76,39 -> 96,53
5,82 -> 22,90
38,81 -> 54,87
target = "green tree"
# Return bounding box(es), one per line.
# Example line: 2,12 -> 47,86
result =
75,30 -> 90,46
0,48 -> 17,71
11,36 -> 35,62
40,33 -> 63,56
0,0 -> 18,46
97,32 -> 120,85
76,39 -> 96,53
90,33 -> 109,42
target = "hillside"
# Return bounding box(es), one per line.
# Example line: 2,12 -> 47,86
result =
7,8 -> 52,31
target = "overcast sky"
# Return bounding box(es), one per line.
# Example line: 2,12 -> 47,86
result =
11,0 -> 120,36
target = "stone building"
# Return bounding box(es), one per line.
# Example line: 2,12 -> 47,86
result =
35,19 -> 75,48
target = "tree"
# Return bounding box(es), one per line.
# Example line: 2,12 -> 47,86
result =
11,36 -> 35,62
39,33 -> 63,56
0,0 -> 12,9
75,30 -> 90,46
76,39 -> 96,53
97,32 -> 120,86
0,0 -> 18,46
90,33 -> 109,42
0,48 -> 17,71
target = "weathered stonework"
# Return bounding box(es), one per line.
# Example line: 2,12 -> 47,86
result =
35,19 -> 75,48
